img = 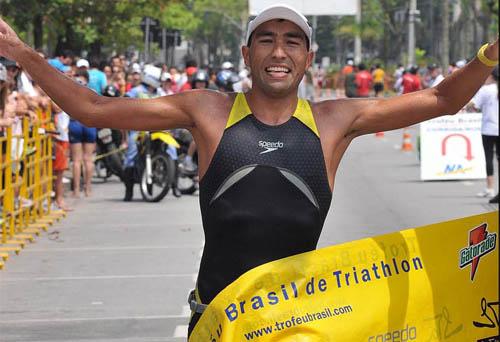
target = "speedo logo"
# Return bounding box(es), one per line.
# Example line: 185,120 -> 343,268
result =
258,141 -> 284,154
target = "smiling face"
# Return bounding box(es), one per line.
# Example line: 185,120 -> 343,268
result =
242,19 -> 313,98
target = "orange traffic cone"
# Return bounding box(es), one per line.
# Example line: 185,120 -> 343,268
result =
375,131 -> 385,138
401,130 -> 413,151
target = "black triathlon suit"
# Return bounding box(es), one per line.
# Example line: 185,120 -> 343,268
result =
188,93 -> 332,334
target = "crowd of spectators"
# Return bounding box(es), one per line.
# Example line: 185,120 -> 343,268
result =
1,49 -> 497,208
1,49 -> 254,210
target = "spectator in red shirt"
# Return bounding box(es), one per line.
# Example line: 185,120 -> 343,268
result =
402,66 -> 422,94
355,63 -> 373,98
180,66 -> 198,92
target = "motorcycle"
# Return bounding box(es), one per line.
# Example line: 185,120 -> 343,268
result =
133,131 -> 179,202
95,128 -> 124,181
173,129 -> 199,195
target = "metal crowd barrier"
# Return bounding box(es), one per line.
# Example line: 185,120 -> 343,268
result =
0,108 -> 66,270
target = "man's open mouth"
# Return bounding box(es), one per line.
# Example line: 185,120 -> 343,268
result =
265,66 -> 291,77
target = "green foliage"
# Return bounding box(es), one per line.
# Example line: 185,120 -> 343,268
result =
1,0 -> 497,65
415,48 -> 428,67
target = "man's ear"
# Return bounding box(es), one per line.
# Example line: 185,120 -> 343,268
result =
242,45 -> 250,68
306,50 -> 314,69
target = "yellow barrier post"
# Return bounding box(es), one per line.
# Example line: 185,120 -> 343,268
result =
39,108 -> 65,223
13,117 -> 35,243
4,120 -> 31,248
0,105 -> 69,271
0,126 -> 22,257
24,110 -> 48,233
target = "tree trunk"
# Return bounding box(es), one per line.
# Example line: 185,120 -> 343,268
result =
442,0 -> 450,75
33,14 -> 43,50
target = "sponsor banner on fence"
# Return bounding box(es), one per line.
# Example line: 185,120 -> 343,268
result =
190,212 -> 499,341
420,113 -> 487,180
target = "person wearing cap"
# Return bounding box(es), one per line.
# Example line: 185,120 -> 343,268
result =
158,72 -> 177,96
180,66 -> 198,92
120,71 -> 162,201
427,64 -> 444,88
1,5 -> 498,334
86,57 -> 108,96
125,63 -> 142,92
68,69 -> 97,198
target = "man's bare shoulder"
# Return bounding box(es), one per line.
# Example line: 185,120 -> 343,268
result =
162,90 -> 235,133
311,98 -> 362,120
310,98 -> 369,139
163,89 -> 234,116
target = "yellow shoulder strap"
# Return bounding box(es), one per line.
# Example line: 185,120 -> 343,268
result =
225,93 -> 252,129
293,99 -> 320,137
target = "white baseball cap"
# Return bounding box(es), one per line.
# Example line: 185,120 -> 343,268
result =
246,4 -> 312,50
76,58 -> 90,68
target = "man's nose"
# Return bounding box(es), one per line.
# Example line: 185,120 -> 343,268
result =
271,41 -> 287,59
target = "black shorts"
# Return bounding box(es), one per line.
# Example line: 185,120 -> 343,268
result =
374,82 -> 384,93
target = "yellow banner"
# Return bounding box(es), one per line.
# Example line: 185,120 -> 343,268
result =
190,212 -> 499,341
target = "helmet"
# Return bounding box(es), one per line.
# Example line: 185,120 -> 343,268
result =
103,85 -> 120,97
142,74 -> 160,89
191,69 -> 210,89
161,72 -> 173,82
427,63 -> 438,71
186,66 -> 198,77
216,70 -> 240,92
221,61 -> 234,70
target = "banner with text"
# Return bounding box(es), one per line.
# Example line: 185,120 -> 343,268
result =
190,212 -> 499,341
420,113 -> 487,180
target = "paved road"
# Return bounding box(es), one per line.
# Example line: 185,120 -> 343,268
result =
0,126 -> 497,341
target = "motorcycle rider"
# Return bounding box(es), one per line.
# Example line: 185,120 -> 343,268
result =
98,84 -> 126,179
215,68 -> 241,92
122,72 -> 162,201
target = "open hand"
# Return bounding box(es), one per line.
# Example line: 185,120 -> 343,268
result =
0,17 -> 23,60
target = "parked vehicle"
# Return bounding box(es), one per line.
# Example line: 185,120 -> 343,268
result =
95,128 -> 124,181
134,131 -> 179,202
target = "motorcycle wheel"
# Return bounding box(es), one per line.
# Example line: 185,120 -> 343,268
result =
178,176 -> 198,195
140,153 -> 175,202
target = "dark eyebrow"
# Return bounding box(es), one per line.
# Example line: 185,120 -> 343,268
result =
255,31 -> 305,40
284,32 -> 306,41
255,31 -> 276,39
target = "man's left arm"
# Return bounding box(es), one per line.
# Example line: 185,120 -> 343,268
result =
347,40 -> 498,137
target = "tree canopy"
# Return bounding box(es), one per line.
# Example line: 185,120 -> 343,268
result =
1,0 -> 497,67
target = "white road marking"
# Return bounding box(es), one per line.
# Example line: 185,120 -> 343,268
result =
181,305 -> 191,317
0,315 -> 187,324
173,325 -> 188,338
2,274 -> 195,282
24,245 -> 203,252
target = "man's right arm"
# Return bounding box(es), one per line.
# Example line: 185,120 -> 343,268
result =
1,19 -> 198,131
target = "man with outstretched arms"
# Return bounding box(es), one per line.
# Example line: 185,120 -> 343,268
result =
1,4 -> 498,336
